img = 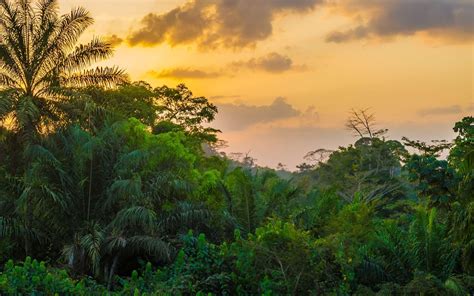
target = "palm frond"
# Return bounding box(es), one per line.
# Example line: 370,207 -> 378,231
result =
109,206 -> 158,233
0,1 -> 28,67
158,201 -> 210,233
0,1 -> 127,134
0,44 -> 25,86
127,235 -> 172,262
104,177 -> 143,209
53,6 -> 93,51
16,96 -> 40,128
0,216 -> 24,237
79,222 -> 104,274
62,66 -> 128,88
103,233 -> 127,254
0,91 -> 15,119
59,38 -> 114,72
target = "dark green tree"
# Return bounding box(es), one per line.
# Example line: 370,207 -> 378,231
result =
154,84 -> 219,142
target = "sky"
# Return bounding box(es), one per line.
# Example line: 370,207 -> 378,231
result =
59,0 -> 473,170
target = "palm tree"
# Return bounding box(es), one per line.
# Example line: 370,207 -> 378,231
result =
0,0 -> 126,256
1,122 -> 210,281
0,0 -> 127,138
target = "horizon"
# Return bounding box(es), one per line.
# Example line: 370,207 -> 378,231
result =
60,0 -> 473,169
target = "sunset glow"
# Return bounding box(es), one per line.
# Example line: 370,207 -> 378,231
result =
1,1 -> 473,292
60,0 -> 473,168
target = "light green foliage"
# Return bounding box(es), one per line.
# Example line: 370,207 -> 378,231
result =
218,168 -> 301,237
0,116 -> 213,284
221,219 -> 332,295
448,118 -> 474,274
195,169 -> 224,211
0,257 -> 106,295
1,110 -> 472,295
307,138 -> 407,207
448,201 -> 474,274
249,220 -> 317,294
291,190 -> 343,233
153,233 -> 232,295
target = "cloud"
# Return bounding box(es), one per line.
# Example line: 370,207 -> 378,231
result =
149,68 -> 224,79
213,97 -> 301,131
105,34 -> 124,47
149,52 -> 305,79
233,52 -> 307,73
127,0 -> 322,48
325,26 -> 370,43
325,0 -> 474,43
210,95 -> 242,102
245,52 -> 292,72
232,52 -> 307,73
417,104 -> 473,116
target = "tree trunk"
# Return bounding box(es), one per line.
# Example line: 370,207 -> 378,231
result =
107,254 -> 119,290
24,196 -> 33,256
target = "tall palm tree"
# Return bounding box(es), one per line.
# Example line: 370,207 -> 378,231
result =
0,0 -> 126,256
0,0 -> 127,137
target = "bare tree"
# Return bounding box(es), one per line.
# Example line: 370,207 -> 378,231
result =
345,108 -> 375,138
345,108 -> 387,139
304,148 -> 334,164
229,151 -> 257,168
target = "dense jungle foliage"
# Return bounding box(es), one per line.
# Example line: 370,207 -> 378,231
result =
0,1 -> 473,295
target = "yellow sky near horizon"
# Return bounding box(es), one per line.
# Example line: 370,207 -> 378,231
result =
59,0 -> 473,169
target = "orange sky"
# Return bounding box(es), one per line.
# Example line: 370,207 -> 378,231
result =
60,0 -> 473,169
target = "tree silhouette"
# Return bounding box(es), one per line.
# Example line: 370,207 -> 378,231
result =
345,108 -> 387,139
0,0 -> 127,138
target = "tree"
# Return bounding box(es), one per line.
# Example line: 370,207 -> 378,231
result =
0,0 -> 127,138
296,162 -> 314,172
312,138 -> 405,201
0,0 -> 127,257
296,148 -> 334,174
404,155 -> 458,207
447,117 -> 474,274
154,84 -> 219,142
449,116 -> 474,201
345,108 -> 387,139
402,137 -> 452,158
66,81 -> 156,129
